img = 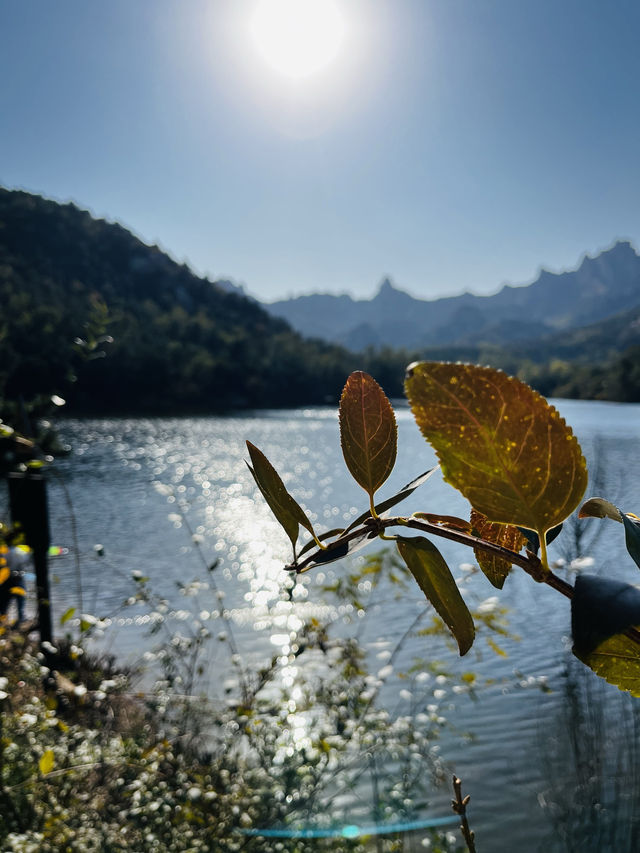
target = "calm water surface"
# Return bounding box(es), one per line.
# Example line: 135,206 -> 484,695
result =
6,399 -> 640,851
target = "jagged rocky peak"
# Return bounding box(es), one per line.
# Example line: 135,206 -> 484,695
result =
374,276 -> 411,303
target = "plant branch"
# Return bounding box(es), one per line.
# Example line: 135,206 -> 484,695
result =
452,775 -> 477,853
289,515 -> 640,648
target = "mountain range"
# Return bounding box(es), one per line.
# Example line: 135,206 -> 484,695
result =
1,185 -> 639,411
264,241 -> 640,350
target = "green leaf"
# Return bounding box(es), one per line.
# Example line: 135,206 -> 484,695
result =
60,607 -> 76,626
578,498 -> 640,571
572,574 -> 640,667
246,441 -> 316,553
296,528 -> 379,573
578,496 -> 622,521
343,468 -> 439,534
405,362 -> 587,541
39,749 -> 55,775
297,528 -> 346,559
574,634 -> 640,697
622,514 -> 640,571
413,512 -> 471,532
339,371 -> 397,505
396,535 -> 475,655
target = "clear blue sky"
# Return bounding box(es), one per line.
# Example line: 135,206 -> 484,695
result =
1,0 -> 639,301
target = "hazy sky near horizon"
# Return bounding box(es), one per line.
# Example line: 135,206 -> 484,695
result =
1,0 -> 639,302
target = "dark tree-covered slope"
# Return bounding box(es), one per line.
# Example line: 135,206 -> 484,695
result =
0,188 -> 358,412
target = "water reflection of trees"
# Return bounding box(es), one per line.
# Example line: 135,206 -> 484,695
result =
539,659 -> 640,852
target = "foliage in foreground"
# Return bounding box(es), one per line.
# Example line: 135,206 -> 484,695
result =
0,548 -> 483,853
248,363 -> 640,696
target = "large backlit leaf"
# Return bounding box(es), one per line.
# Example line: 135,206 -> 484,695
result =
246,441 -> 316,552
405,362 -> 587,538
339,372 -> 397,503
470,509 -> 526,589
396,535 -> 474,655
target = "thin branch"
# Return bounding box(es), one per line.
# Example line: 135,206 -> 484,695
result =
290,515 -> 640,648
452,775 -> 477,853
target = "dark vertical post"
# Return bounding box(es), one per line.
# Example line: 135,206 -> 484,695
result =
8,473 -> 52,645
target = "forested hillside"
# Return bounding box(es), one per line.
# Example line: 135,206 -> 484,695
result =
0,189 -> 361,412
2,187 -> 639,411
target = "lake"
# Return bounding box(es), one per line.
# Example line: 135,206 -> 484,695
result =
5,398 -> 640,851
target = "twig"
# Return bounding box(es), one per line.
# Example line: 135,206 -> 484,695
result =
290,515 -> 640,648
452,775 -> 477,853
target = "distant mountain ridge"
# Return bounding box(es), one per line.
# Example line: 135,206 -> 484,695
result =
2,185 -> 640,409
264,241 -> 640,349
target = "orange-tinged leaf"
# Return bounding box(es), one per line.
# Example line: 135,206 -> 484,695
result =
9,587 -> 25,596
339,372 -> 397,503
246,441 -> 316,552
470,509 -> 526,589
405,362 -> 587,538
0,567 -> 9,585
396,535 -> 474,655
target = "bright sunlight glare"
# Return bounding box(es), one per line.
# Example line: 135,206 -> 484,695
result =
250,0 -> 346,80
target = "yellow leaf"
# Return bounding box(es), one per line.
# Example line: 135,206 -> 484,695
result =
405,362 -> 587,540
39,749 -> 55,775
487,637 -> 507,658
575,633 -> 640,697
0,567 -> 9,585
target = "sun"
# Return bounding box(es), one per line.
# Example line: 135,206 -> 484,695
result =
249,0 -> 346,80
